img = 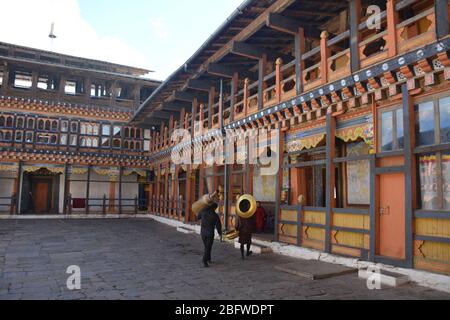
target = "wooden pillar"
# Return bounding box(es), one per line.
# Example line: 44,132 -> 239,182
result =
118,166 -> 123,215
86,165 -> 91,215
63,164 -> 70,215
155,164 -> 161,215
320,31 -> 330,85
349,0 -> 362,73
274,131 -> 285,242
218,79 -> 224,130
295,28 -> 305,95
231,72 -> 239,121
275,58 -> 283,104
109,180 -> 116,213
402,83 -> 415,268
435,0 -> 450,39
31,71 -> 38,95
243,78 -> 250,116
208,88 -> 215,129
133,85 -> 142,110
185,166 -> 192,224
258,54 -> 267,110
164,162 -> 170,217
14,161 -> 23,215
84,77 -> 92,102
386,0 -> 399,58
1,63 -> 9,95
58,75 -> 66,99
325,114 -> 336,253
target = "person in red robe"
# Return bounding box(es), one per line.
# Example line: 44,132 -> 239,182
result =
255,202 -> 267,232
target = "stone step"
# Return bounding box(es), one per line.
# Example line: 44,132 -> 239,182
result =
358,268 -> 410,287
177,226 -> 195,234
275,260 -> 357,280
234,241 -> 273,254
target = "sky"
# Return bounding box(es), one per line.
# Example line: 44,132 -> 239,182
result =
0,0 -> 244,80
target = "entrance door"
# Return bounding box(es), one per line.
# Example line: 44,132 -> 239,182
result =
33,181 -> 50,213
378,173 -> 406,260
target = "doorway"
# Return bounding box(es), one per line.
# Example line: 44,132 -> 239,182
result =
21,168 -> 60,214
377,172 -> 406,260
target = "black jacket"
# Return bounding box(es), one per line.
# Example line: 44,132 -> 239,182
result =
198,208 -> 222,238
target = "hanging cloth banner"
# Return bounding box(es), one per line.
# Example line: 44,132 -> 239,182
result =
336,115 -> 375,153
0,163 -> 19,174
286,131 -> 326,153
70,166 -> 89,175
123,168 -> 147,178
93,167 -> 120,181
23,165 -> 65,174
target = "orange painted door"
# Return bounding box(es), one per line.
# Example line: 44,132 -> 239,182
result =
34,182 -> 49,213
378,173 -> 406,260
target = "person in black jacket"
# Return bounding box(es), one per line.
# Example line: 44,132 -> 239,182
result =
198,203 -> 222,268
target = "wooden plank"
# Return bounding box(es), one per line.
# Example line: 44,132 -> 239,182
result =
198,0 -> 296,74
349,0 -> 361,73
435,0 -> 450,39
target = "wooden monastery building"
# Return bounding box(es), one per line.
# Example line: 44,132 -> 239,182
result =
2,0 -> 450,276
0,42 -> 161,216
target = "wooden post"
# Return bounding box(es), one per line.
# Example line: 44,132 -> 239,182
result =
1,63 -> 9,95
84,77 -> 92,103
386,0 -> 399,58
349,0 -> 362,73
295,28 -> 305,95
86,165 -> 91,215
156,164 -> 161,215
118,166 -> 123,215
164,161 -> 170,217
63,164 -> 70,215
243,78 -> 250,116
231,72 -> 239,121
219,79 -> 224,130
320,31 -> 330,85
109,180 -> 116,213
14,161 -> 22,215
102,195 -> 107,215
274,131 -> 285,242
133,85 -> 142,110
402,83 -> 416,268
208,88 -> 215,129
185,166 -> 192,224
275,58 -> 283,104
435,0 -> 450,39
325,114 -> 336,253
258,54 -> 267,110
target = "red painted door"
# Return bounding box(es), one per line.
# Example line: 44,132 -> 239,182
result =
33,182 -> 49,214
378,173 -> 406,260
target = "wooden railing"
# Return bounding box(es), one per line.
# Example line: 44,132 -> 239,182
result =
0,195 -> 16,215
148,0 -> 444,156
67,194 -> 147,215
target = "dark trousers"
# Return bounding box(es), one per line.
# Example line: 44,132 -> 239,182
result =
202,235 -> 214,264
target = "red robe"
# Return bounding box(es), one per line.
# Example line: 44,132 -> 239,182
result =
255,207 -> 267,232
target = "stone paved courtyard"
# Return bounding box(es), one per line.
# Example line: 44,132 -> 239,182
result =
0,219 -> 449,300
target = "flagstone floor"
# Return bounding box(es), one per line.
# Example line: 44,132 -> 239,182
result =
0,219 -> 449,300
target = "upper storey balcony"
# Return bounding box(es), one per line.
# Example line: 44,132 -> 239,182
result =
134,0 -> 450,155
0,42 -> 161,112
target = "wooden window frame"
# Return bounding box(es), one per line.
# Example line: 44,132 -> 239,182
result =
415,92 -> 450,211
378,104 -> 403,152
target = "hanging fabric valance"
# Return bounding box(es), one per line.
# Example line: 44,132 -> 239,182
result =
0,163 -> 19,174
23,165 -> 65,174
286,133 -> 326,153
92,167 -> 120,181
70,167 -> 89,175
123,168 -> 147,177
336,123 -> 375,153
